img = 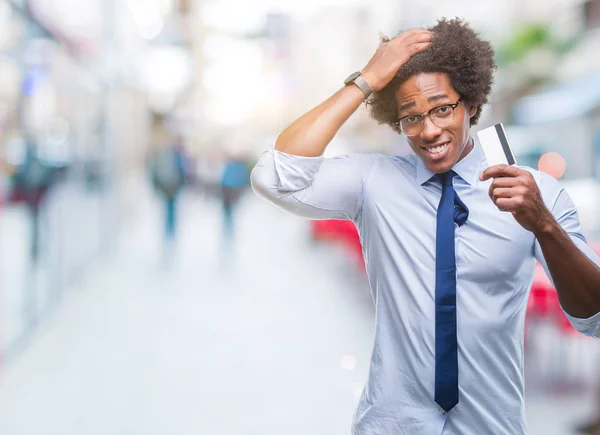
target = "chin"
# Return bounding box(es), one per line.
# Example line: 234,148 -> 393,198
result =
426,161 -> 453,174
421,151 -> 457,174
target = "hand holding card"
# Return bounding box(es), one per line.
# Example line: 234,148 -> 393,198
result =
476,123 -> 517,167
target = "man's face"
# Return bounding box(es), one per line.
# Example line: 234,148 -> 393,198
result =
395,73 -> 477,174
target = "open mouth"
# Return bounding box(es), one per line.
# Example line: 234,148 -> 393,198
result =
422,142 -> 450,156
425,142 -> 449,154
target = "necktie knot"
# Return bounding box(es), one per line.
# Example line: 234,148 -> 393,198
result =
440,170 -> 455,187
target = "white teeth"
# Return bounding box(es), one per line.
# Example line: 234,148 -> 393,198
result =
426,143 -> 449,154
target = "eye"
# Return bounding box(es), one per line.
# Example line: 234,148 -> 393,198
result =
404,115 -> 421,124
434,105 -> 452,116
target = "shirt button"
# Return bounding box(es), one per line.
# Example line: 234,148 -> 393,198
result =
440,408 -> 446,414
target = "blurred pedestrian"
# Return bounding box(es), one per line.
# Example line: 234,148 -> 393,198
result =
11,138 -> 55,327
251,18 -> 600,434
150,136 -> 186,253
12,140 -> 53,263
219,155 -> 250,243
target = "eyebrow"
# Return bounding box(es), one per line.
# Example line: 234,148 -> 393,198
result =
398,94 -> 451,114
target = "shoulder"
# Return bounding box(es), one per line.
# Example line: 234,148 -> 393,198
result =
325,152 -> 417,184
348,152 -> 416,173
518,166 -> 572,211
389,152 -> 418,169
388,153 -> 419,181
335,152 -> 384,173
518,166 -> 563,195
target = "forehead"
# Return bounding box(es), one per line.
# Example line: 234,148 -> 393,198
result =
395,73 -> 458,110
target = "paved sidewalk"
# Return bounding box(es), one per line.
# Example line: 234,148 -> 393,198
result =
0,189 -> 597,435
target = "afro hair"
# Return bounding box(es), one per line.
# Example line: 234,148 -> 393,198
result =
367,17 -> 496,129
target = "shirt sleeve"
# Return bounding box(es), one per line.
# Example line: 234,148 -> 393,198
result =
250,141 -> 376,221
533,171 -> 600,338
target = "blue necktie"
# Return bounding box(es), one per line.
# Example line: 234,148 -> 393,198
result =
435,171 -> 468,412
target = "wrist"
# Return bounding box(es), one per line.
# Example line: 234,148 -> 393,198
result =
344,71 -> 373,99
360,70 -> 379,92
533,214 -> 561,239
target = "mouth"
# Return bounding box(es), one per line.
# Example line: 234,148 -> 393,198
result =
421,142 -> 450,160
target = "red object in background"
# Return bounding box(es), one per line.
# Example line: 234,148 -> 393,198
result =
311,219 -> 357,241
529,243 -> 600,334
313,220 -> 599,334
529,263 -> 557,317
311,220 -> 365,272
528,261 -> 572,334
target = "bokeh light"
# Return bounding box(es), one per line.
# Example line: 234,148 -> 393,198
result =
538,152 -> 567,179
340,355 -> 357,371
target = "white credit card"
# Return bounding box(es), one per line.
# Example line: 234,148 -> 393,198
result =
476,123 -> 517,167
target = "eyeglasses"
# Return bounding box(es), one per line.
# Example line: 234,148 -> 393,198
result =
393,98 -> 462,137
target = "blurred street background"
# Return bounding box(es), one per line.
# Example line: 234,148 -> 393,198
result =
0,0 -> 599,434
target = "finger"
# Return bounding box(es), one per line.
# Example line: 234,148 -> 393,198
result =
410,32 -> 434,43
396,30 -> 433,43
490,187 -> 518,200
490,177 -> 520,189
495,197 -> 518,212
480,164 -> 518,181
404,29 -> 433,36
489,187 -> 527,205
480,164 -> 522,181
496,196 -> 527,211
488,178 -> 519,198
408,42 -> 431,54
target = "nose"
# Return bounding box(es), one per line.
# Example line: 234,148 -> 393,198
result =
420,115 -> 443,142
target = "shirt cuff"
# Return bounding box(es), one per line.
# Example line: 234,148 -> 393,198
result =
563,309 -> 600,337
271,141 -> 324,192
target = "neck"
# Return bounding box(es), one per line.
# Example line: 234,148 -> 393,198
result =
457,137 -> 474,162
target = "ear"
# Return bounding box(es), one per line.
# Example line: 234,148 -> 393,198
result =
468,104 -> 478,118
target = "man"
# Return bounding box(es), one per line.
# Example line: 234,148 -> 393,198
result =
251,18 -> 600,434
13,140 -> 54,263
150,137 -> 186,247
219,154 -> 251,243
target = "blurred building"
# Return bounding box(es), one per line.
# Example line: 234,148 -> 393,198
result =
175,0 -> 408,155
506,0 -> 600,184
0,0 -> 197,360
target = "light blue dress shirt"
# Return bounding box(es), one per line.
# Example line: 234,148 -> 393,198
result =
250,139 -> 600,435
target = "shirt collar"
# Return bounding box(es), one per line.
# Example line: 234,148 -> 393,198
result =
415,137 -> 482,186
